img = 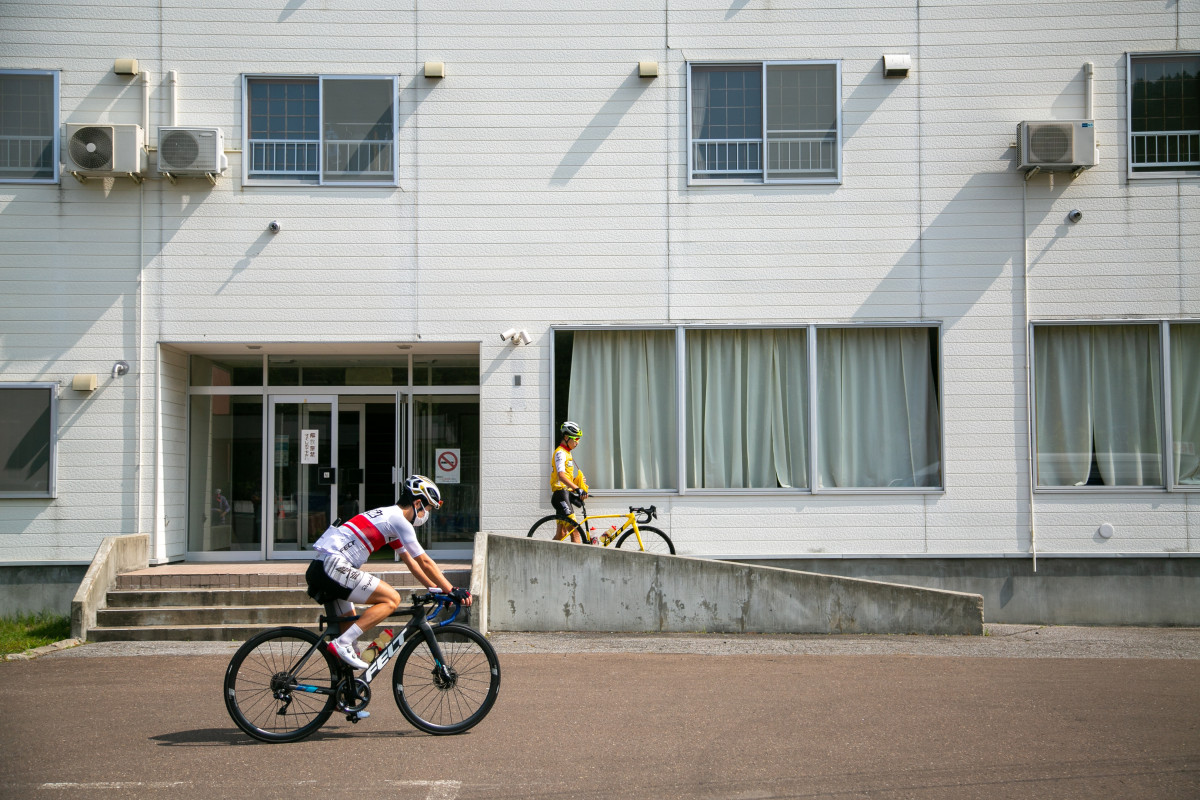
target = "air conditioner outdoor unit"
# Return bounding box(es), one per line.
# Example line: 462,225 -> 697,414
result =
64,123 -> 145,177
1017,120 -> 1097,172
157,126 -> 227,176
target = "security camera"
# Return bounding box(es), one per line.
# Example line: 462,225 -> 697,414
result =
1067,209 -> 1083,223
500,328 -> 517,342
268,221 -> 281,233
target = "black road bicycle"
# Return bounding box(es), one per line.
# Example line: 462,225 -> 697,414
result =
224,592 -> 500,743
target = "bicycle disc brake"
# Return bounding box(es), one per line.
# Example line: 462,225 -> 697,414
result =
432,663 -> 457,690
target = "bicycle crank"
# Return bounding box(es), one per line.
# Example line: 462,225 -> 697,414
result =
336,678 -> 372,722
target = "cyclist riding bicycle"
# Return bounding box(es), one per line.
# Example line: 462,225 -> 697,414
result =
304,474 -> 471,671
550,421 -> 591,543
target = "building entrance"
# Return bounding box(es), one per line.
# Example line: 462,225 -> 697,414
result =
186,350 -> 478,561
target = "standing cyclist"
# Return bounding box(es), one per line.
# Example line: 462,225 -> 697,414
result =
550,421 -> 590,543
305,474 -> 471,670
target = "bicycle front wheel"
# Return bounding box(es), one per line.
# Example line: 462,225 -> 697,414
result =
527,514 -> 586,542
224,626 -> 339,743
615,524 -> 675,555
393,623 -> 500,735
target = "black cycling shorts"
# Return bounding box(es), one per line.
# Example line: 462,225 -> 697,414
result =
551,489 -> 579,521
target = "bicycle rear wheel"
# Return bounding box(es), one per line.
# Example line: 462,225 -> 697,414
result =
393,623 -> 500,735
224,626 -> 339,743
527,514 -> 587,542
615,524 -> 675,555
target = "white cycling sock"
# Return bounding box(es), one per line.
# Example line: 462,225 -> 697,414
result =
337,623 -> 363,647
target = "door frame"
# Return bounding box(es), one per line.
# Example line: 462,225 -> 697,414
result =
266,394 -> 338,559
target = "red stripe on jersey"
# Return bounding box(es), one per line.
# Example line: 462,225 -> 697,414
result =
345,514 -> 386,553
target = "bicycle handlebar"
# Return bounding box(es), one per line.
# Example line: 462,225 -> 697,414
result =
629,505 -> 657,524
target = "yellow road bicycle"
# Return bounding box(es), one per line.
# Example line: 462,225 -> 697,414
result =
527,502 -> 675,555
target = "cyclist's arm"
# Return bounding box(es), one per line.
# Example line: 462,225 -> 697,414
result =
398,549 -> 472,607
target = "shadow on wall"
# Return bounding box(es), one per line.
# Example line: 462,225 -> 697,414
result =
550,70 -> 656,186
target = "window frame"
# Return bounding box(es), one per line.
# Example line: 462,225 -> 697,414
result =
240,73 -> 400,187
686,60 -> 843,187
550,322 -> 943,496
1030,319 -> 1200,493
0,69 -> 60,185
0,382 -> 59,499
1126,51 -> 1200,180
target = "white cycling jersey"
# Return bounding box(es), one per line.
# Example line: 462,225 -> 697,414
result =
312,505 -> 425,568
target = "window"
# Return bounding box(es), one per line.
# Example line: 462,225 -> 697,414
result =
1128,52 -> 1200,175
244,75 -> 398,184
1171,323 -> 1200,486
0,384 -> 57,497
816,327 -> 942,489
0,70 -> 58,183
686,329 -> 808,489
689,62 -> 841,184
556,330 -> 678,490
553,325 -> 941,493
1034,324 -> 1164,487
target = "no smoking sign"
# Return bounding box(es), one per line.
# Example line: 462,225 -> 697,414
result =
435,448 -> 460,484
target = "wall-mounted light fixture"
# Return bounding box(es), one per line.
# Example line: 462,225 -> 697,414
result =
425,62 -> 445,79
500,328 -> 531,345
112,361 -> 130,378
639,61 -> 658,79
882,54 -> 911,78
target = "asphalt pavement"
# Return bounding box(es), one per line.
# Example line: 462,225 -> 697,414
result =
1,625 -> 1198,799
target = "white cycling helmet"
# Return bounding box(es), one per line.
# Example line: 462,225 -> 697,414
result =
560,420 -> 582,440
401,474 -> 443,510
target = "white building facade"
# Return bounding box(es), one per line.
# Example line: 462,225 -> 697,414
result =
1,1 -> 1197,621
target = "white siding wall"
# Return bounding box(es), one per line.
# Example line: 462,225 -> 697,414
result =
0,0 -> 1196,564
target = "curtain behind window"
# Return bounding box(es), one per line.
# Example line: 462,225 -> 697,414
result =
567,331 -> 676,490
1172,323 -> 1200,485
686,329 -> 808,488
1035,325 -> 1163,486
817,328 -> 941,488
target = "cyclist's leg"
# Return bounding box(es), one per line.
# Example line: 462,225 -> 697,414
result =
353,580 -> 401,634
551,489 -> 583,543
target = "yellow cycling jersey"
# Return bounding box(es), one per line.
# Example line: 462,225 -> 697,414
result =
550,445 -> 588,493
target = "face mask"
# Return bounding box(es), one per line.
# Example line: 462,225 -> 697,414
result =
413,506 -> 430,527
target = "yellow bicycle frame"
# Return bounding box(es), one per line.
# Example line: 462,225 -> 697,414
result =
559,509 -> 648,549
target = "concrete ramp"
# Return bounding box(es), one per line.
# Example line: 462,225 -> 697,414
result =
470,533 -> 983,636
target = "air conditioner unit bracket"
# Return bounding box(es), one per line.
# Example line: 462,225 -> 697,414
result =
1023,166 -> 1041,181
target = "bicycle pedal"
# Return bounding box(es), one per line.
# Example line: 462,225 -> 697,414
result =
346,710 -> 369,723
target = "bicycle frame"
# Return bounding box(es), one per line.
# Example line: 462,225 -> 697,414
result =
562,503 -> 655,548
287,596 -> 460,710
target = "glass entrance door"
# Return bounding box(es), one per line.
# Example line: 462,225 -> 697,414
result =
268,396 -> 336,558
413,395 -> 479,555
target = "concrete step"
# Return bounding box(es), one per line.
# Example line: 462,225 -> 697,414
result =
113,568 -> 471,591
89,562 -> 473,641
103,583 -> 440,608
87,623 -> 320,643
96,604 -> 323,627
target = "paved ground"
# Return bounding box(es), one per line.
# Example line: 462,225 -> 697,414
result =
2,626 -> 1198,799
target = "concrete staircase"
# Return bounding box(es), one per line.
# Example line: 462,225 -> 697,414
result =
87,564 -> 472,642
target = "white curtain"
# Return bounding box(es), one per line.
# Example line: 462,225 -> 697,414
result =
1172,323 -> 1200,484
567,331 -> 676,490
817,328 -> 942,488
1035,325 -> 1162,486
686,329 -> 808,489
